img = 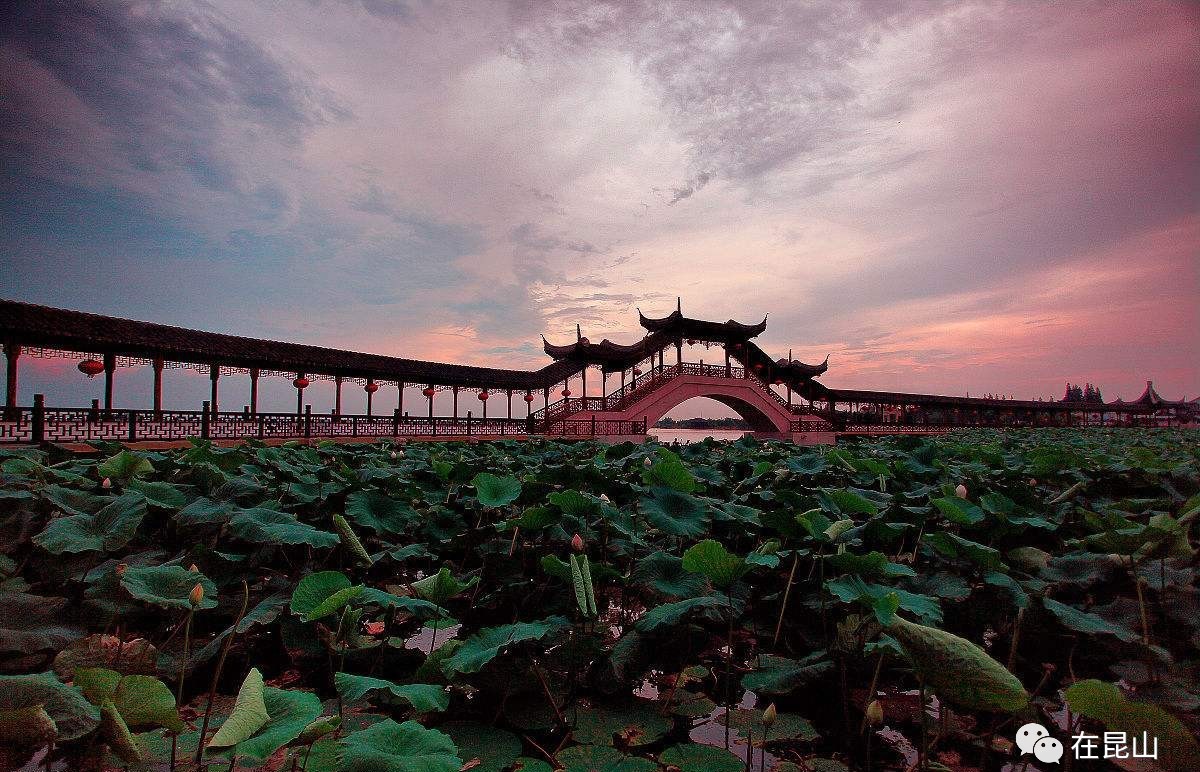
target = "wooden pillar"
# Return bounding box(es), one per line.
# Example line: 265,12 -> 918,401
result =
452,386 -> 459,418
398,382 -> 405,416
675,340 -> 682,365
103,352 -> 116,413
581,367 -> 587,398
427,385 -> 434,419
249,368 -> 259,415
296,373 -> 305,415
334,376 -> 343,416
507,389 -> 513,419
4,343 -> 20,417
482,391 -> 488,419
601,371 -> 607,398
209,364 -> 220,414
544,387 -> 550,409
366,379 -> 375,417
152,357 -> 164,416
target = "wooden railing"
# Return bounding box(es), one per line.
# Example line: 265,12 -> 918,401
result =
0,397 -> 532,445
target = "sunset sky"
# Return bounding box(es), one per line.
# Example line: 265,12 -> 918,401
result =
2,0 -> 1197,415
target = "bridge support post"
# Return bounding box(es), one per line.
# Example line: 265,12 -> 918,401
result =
103,352 -> 116,415
209,364 -> 220,415
249,368 -> 258,416
452,386 -> 459,419
334,376 -> 342,417
4,343 -> 19,421
296,374 -> 305,415
32,393 -> 44,443
304,405 -> 311,438
427,386 -> 434,419
151,357 -> 164,417
201,400 -> 210,439
467,410 -> 472,435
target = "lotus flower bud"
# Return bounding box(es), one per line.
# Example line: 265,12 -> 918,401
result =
390,451 -> 398,459
763,703 -> 777,727
189,583 -> 205,607
188,563 -> 199,573
1029,478 -> 1038,486
955,483 -> 968,499
115,562 -> 128,577
101,477 -> 112,489
599,493 -> 610,503
866,699 -> 884,725
571,533 -> 585,553
644,457 -> 653,468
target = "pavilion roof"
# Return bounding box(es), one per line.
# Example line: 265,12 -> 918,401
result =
637,298 -> 768,340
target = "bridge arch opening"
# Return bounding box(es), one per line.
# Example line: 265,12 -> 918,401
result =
637,390 -> 791,438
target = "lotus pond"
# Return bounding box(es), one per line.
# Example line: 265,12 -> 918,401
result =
1,429 -> 1198,772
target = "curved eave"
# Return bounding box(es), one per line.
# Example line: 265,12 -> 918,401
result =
638,308 -> 767,340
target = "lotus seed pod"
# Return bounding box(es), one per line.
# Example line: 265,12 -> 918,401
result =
189,583 -> 205,607
763,702 -> 777,727
866,699 -> 884,725
955,483 -> 968,499
101,477 -> 112,489
571,533 -> 585,553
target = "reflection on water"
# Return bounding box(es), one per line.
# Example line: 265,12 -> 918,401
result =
649,429 -> 750,444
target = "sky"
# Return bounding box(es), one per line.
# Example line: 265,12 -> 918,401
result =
1,0 -> 1197,416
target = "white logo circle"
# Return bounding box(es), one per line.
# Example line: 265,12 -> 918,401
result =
1016,723 -> 1050,754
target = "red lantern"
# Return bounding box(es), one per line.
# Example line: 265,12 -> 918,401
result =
733,343 -> 743,350
523,393 -> 535,403
364,382 -> 379,394
561,389 -> 571,397
293,377 -> 310,389
632,368 -> 642,376
422,387 -> 436,398
78,359 -> 105,378
477,390 -> 489,401
773,378 -> 784,385
754,363 -> 763,371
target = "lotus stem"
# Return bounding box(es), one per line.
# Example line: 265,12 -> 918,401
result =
860,652 -> 884,734
772,552 -> 800,648
197,580 -> 250,764
1006,607 -> 1025,672
170,607 -> 194,772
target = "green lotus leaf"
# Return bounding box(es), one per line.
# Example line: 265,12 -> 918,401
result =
75,668 -> 182,731
825,550 -> 915,578
641,457 -> 697,492
120,565 -> 218,610
228,507 -> 340,547
631,551 -> 709,598
571,700 -> 671,746
931,496 -> 985,525
440,721 -> 523,772
1064,679 -> 1200,772
97,451 -> 154,482
127,479 -> 187,509
412,567 -> 479,606
339,719 -> 462,772
634,596 -> 724,633
1042,597 -> 1139,642
334,673 -> 448,712
471,473 -> 522,508
441,616 -> 568,676
887,616 -> 1029,712
345,490 -> 420,534
0,704 -> 57,746
291,571 -> 364,622
207,668 -> 270,751
0,671 -> 99,742
222,686 -> 323,762
682,539 -> 748,588
819,488 -> 879,516
641,487 -> 710,537
0,592 -> 85,653
741,653 -> 835,695
33,492 -> 147,554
